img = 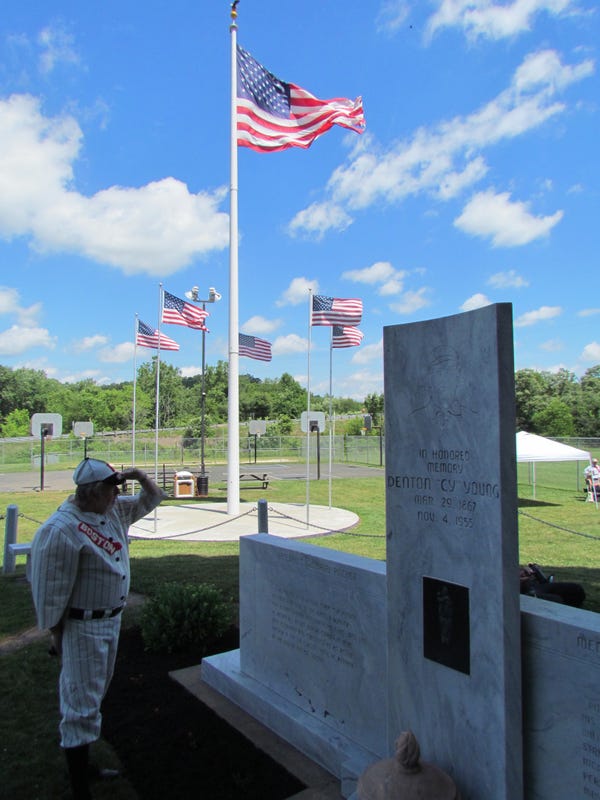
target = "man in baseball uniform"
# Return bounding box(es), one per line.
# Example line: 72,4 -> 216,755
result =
31,458 -> 165,799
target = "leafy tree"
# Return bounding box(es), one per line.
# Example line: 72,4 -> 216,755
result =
531,398 -> 575,437
268,415 -> 293,435
514,369 -> 551,431
575,366 -> 600,436
270,373 -> 306,419
0,366 -> 51,420
0,408 -> 30,437
364,392 -> 384,428
137,359 -> 187,428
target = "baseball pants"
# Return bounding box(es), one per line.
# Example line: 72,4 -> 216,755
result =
59,615 -> 121,748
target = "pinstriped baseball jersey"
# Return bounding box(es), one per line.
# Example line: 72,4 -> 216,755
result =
31,486 -> 163,629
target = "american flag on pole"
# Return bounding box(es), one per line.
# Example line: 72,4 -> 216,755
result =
236,45 -> 366,153
162,290 -> 209,330
136,319 -> 180,351
332,325 -> 364,349
312,295 -> 363,327
239,333 -> 272,362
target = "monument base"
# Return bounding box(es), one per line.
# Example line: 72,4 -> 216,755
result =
202,649 -> 380,799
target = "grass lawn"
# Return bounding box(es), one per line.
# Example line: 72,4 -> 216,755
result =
1,472 -> 600,798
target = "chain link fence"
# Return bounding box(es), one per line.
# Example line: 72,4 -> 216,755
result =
0,429 -> 386,471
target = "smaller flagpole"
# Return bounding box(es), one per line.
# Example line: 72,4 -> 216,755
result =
153,285 -> 164,533
306,289 -> 312,528
328,327 -> 333,509
132,314 -> 138,468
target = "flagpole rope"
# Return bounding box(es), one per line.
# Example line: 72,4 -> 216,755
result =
265,504 -> 385,537
518,509 -> 600,541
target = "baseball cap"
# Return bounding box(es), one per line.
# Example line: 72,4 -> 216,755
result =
73,458 -> 125,486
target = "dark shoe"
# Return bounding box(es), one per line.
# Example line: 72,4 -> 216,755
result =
89,764 -> 121,781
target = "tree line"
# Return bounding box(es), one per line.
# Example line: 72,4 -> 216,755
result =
0,360 -> 374,438
2,361 -> 598,439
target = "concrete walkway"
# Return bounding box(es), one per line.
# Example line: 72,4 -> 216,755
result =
130,501 -> 358,542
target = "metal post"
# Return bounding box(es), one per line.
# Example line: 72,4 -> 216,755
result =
257,499 -> 269,533
200,301 -> 206,478
316,425 -> 321,480
3,504 -> 18,574
40,429 -> 46,492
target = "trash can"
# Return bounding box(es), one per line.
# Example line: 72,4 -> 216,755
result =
197,473 -> 209,497
174,471 -> 195,498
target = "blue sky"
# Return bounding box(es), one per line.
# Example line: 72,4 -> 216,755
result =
0,0 -> 598,402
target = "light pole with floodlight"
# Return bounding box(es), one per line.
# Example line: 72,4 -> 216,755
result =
184,286 -> 221,495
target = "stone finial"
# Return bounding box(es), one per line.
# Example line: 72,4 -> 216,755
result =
356,731 -> 461,800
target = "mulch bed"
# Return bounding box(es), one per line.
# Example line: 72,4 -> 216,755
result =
101,626 -> 304,800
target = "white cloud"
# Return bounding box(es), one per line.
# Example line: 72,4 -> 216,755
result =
272,333 -> 309,355
580,342 -> 600,361
37,22 -> 81,74
288,201 -> 352,239
376,0 -> 411,34
540,338 -> 564,352
487,269 -> 529,288
241,316 -> 282,335
290,49 -> 592,236
0,324 -> 56,355
0,95 -> 229,275
98,342 -> 135,363
180,365 -> 202,378
0,287 -> 21,315
60,369 -> 112,385
335,368 -> 384,399
426,0 -> 576,42
0,286 -> 42,325
578,308 -> 600,317
460,293 -> 492,311
351,338 -> 383,365
342,261 -> 407,296
454,189 -> 563,246
389,288 -> 431,315
276,277 -> 319,307
514,305 -> 562,327
73,334 -> 109,352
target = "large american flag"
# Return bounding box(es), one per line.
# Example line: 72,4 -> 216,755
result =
239,333 -> 272,362
237,45 -> 365,153
162,290 -> 209,330
312,295 -> 363,327
332,325 -> 364,349
136,319 -> 180,351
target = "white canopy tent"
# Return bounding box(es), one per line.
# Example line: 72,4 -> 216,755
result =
516,431 -> 591,499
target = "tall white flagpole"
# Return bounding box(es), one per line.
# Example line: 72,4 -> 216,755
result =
306,289 -> 312,527
153,285 -> 163,532
228,6 -> 240,516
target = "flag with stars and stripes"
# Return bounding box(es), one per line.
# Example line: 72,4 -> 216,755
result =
239,332 -> 272,362
237,45 -> 365,153
312,295 -> 363,327
332,325 -> 364,348
162,290 -> 209,330
136,319 -> 180,351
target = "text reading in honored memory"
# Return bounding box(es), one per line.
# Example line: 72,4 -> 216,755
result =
387,446 -> 499,530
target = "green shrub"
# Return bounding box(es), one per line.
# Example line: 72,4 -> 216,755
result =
140,581 -> 233,655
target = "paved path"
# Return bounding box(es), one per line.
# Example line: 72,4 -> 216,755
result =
130,501 -> 358,542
